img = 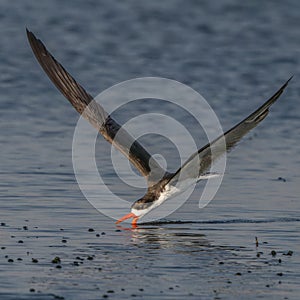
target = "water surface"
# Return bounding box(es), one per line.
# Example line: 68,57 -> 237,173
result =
1,1 -> 300,299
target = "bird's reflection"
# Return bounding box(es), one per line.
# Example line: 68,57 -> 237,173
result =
116,223 -> 212,253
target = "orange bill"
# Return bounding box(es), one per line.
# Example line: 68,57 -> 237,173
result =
116,212 -> 139,225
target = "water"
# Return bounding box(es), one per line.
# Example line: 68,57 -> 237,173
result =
1,0 -> 300,299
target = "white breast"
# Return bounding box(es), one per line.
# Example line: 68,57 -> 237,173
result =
131,181 -> 193,218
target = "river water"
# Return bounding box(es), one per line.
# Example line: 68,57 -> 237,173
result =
1,1 -> 300,299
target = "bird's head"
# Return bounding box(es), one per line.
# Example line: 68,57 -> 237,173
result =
116,192 -> 157,226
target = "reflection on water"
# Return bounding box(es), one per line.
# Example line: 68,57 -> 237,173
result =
117,225 -> 210,252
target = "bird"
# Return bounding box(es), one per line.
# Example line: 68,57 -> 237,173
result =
27,29 -> 292,227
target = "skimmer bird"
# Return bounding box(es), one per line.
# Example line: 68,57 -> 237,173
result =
27,29 -> 291,226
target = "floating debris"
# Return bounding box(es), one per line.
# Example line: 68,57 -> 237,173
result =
283,250 -> 293,256
52,256 -> 61,264
277,177 -> 287,182
255,237 -> 259,247
256,251 -> 263,258
75,256 -> 84,261
52,294 -> 64,299
271,250 -> 277,257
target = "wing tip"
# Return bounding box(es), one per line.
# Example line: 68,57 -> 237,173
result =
26,28 -> 40,52
26,28 -> 35,42
284,75 -> 293,89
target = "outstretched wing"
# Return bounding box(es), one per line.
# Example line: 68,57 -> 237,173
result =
26,29 -> 165,184
167,77 -> 292,185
